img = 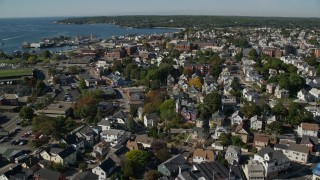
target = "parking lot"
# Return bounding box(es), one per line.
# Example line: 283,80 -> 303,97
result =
0,112 -> 34,151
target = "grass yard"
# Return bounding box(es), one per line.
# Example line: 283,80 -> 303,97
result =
0,69 -> 33,78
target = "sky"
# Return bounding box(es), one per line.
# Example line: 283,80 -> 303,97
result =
0,0 -> 319,18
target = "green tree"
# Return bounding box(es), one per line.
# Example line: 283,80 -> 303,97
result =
79,78 -> 87,91
203,91 -> 222,114
42,50 -> 51,59
218,133 -> 231,147
267,121 -> 283,134
159,99 -> 176,120
79,163 -> 88,171
28,55 -> 37,64
231,135 -> 243,147
19,106 -> 34,120
240,102 -> 261,118
248,49 -> 259,61
124,150 -> 150,179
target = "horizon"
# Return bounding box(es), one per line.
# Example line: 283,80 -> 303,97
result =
0,0 -> 319,19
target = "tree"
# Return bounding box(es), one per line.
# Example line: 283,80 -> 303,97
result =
155,149 -> 171,163
248,49 -> 259,61
28,55 -> 37,64
231,135 -> 243,147
218,133 -> 231,147
124,150 -> 150,179
79,78 -> 86,91
42,50 -> 51,59
68,66 -> 78,74
19,106 -> 34,120
188,77 -> 203,90
284,45 -> 297,56
240,102 -> 261,118
79,163 -> 88,171
144,170 -> 161,180
267,121 -> 283,134
203,91 -> 221,114
159,99 -> 176,120
234,52 -> 243,61
271,102 -> 288,120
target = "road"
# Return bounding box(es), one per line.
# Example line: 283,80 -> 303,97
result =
115,88 -> 130,113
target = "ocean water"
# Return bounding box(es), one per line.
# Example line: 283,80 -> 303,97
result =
0,17 -> 178,54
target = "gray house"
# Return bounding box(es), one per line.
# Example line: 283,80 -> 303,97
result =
158,154 -> 187,177
225,145 -> 242,165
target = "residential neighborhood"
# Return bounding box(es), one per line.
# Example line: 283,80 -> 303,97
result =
0,17 -> 320,180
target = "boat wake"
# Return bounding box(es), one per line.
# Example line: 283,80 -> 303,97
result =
2,34 -> 27,41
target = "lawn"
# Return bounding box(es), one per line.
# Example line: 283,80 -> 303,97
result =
0,69 -> 33,78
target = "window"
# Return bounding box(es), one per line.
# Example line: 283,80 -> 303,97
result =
101,172 -> 104,175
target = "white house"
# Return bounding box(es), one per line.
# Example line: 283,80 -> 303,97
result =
254,146 -> 290,179
250,115 -> 263,130
231,110 -> 244,125
242,160 -> 265,180
143,113 -> 160,128
192,148 -> 215,164
92,158 -> 116,180
212,126 -> 230,140
274,142 -> 309,164
309,88 -> 320,100
297,123 -> 319,137
100,129 -> 126,146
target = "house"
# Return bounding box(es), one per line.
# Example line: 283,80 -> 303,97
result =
253,146 -> 290,179
274,142 -> 309,164
274,86 -> 290,99
297,123 -> 319,137
40,146 -> 77,165
297,89 -> 314,102
266,83 -> 277,94
253,134 -> 270,150
212,126 -> 230,140
242,160 -> 265,180
192,148 -> 215,163
210,110 -> 225,127
91,141 -> 110,158
135,134 -> 154,148
300,135 -> 319,152
100,129 -> 127,147
231,110 -> 244,125
92,158 -> 116,180
250,115 -> 263,130
225,145 -> 241,165
177,161 -> 241,180
167,74 -> 175,87
72,125 -> 100,147
233,122 -> 250,143
309,88 -> 320,100
0,164 -> 33,180
21,156 -> 40,170
144,113 -> 160,128
34,168 -> 66,180
158,154 -> 187,177
72,171 -> 99,180
60,134 -> 85,153
211,142 -> 224,151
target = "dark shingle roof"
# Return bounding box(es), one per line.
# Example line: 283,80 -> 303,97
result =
58,146 -> 76,159
257,146 -> 287,162
37,168 -> 62,180
62,134 -> 82,145
99,158 -> 116,173
73,171 -> 99,180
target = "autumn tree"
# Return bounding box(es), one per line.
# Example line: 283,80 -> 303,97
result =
188,77 -> 203,90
